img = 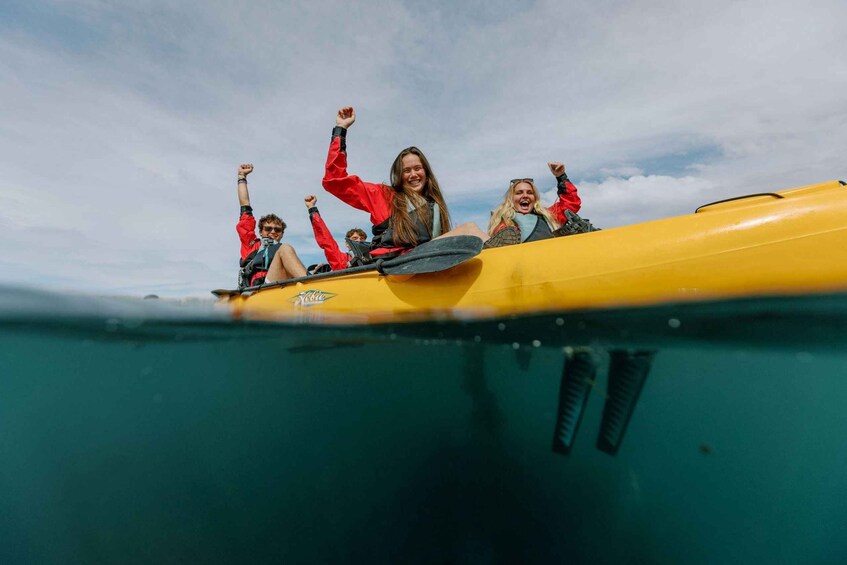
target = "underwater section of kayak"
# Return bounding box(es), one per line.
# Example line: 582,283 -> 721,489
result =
1,285 -> 846,564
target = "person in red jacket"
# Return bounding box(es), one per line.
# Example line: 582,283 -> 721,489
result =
236,163 -> 306,287
486,163 -> 590,245
303,194 -> 368,271
322,106 -> 491,258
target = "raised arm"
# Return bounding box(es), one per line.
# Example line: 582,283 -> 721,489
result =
236,163 -> 257,254
304,194 -> 348,271
237,163 -> 253,208
322,106 -> 392,225
547,161 -> 582,222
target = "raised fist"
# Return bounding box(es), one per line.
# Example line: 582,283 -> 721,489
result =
304,195 -> 317,208
238,163 -> 254,176
548,162 -> 566,177
336,106 -> 356,128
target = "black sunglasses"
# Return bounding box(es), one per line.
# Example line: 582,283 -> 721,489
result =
261,226 -> 283,233
510,178 -> 534,186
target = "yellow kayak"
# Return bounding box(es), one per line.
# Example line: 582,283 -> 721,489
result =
215,180 -> 847,324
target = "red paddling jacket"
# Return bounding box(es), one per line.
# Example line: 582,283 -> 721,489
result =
322,127 -> 437,257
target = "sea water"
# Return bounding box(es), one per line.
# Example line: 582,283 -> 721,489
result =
1,285 -> 846,564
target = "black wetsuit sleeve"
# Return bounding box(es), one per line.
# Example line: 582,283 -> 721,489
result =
556,173 -> 571,194
332,126 -> 347,153
240,205 -> 253,215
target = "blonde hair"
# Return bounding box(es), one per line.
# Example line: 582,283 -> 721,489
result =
487,180 -> 559,235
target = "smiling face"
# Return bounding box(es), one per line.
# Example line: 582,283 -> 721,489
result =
400,154 -> 426,193
512,181 -> 537,214
260,221 -> 284,242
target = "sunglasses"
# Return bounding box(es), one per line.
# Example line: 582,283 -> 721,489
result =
510,178 -> 534,186
261,226 -> 283,233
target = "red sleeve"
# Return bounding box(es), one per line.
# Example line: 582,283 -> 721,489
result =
548,179 -> 582,224
322,135 -> 392,226
491,221 -> 509,235
236,212 -> 259,260
309,209 -> 349,271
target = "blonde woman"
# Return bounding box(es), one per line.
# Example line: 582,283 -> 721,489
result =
486,162 -> 583,246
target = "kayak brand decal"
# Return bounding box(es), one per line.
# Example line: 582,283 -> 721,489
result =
290,289 -> 337,307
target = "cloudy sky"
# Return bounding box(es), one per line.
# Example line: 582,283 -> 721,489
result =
1,0 -> 845,297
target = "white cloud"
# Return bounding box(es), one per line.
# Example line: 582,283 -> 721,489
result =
544,174 -> 717,229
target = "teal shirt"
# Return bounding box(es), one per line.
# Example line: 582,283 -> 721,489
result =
512,213 -> 539,243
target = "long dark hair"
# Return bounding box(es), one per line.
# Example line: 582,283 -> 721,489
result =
387,147 -> 452,245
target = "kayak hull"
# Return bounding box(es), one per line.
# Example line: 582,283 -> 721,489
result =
219,181 -> 847,323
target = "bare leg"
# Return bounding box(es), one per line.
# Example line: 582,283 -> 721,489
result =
265,243 -> 307,283
434,221 -> 489,242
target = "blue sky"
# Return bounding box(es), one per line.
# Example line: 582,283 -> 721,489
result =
1,0 -> 845,296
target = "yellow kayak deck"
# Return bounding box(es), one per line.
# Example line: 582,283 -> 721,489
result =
218,180 -> 847,324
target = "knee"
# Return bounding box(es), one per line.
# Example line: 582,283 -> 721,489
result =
456,222 -> 486,237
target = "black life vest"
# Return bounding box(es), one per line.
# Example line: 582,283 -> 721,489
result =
523,210 -> 601,242
345,238 -> 373,267
371,201 -> 435,250
552,210 -> 602,236
523,215 -> 555,243
238,238 -> 281,288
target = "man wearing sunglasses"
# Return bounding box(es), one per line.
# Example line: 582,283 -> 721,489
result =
236,163 -> 306,288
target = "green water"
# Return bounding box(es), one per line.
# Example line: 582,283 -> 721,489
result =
1,286 -> 846,564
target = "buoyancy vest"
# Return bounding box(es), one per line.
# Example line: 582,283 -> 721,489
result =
553,209 -> 602,236
513,213 -> 555,243
523,215 -> 555,242
346,238 -> 373,267
371,200 -> 440,250
238,238 -> 281,288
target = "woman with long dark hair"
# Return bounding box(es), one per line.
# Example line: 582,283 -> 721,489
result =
322,106 -> 490,258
